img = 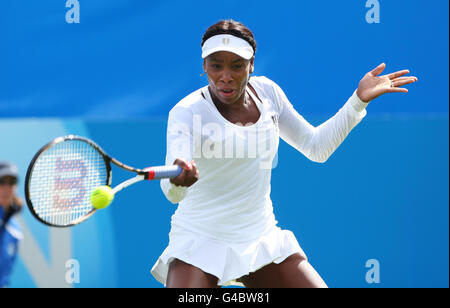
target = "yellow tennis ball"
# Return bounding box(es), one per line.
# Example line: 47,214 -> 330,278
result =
90,186 -> 114,209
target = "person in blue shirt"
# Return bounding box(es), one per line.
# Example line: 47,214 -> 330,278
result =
0,162 -> 23,288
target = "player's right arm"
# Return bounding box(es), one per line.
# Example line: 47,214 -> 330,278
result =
160,106 -> 198,204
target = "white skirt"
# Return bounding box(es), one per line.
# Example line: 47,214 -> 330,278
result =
150,225 -> 307,286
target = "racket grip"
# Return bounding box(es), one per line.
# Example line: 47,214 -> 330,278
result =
145,165 -> 183,180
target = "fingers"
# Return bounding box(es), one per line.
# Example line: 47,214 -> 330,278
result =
173,158 -> 192,171
391,76 -> 418,88
385,76 -> 418,94
387,69 -> 411,80
190,160 -> 199,180
369,63 -> 386,76
370,63 -> 415,81
386,87 -> 409,93
170,158 -> 199,187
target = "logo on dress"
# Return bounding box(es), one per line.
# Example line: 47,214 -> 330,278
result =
271,115 -> 279,128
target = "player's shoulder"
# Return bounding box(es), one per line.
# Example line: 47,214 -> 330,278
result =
249,75 -> 283,97
249,76 -> 287,113
249,75 -> 278,89
169,86 -> 207,116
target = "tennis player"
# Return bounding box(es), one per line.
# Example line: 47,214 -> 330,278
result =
151,20 -> 418,288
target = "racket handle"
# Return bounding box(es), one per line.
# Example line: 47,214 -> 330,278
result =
145,165 -> 183,180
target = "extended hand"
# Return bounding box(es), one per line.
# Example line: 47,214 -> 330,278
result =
356,63 -> 418,102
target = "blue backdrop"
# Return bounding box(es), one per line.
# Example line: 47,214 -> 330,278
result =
0,0 -> 448,288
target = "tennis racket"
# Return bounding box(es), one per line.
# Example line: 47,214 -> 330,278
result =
25,135 -> 182,227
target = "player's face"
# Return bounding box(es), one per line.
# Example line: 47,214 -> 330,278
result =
0,176 -> 16,207
204,51 -> 254,106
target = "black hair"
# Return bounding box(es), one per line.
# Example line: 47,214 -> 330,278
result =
201,19 -> 257,54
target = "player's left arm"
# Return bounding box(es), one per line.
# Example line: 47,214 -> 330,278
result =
277,64 -> 417,163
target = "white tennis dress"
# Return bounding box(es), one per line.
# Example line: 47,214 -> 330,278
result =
151,76 -> 368,286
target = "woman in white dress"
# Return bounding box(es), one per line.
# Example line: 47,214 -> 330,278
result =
151,19 -> 418,288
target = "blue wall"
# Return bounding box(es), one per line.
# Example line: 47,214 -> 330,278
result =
0,0 -> 448,288
0,0 -> 448,117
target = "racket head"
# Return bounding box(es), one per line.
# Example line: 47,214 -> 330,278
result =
25,135 -> 112,227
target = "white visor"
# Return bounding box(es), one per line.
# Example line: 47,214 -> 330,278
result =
202,34 -> 254,60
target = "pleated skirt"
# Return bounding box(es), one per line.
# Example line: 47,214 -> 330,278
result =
151,225 -> 307,286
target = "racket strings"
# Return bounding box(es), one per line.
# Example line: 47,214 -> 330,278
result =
28,139 -> 108,226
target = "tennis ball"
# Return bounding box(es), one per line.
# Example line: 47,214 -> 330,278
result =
90,186 -> 114,209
